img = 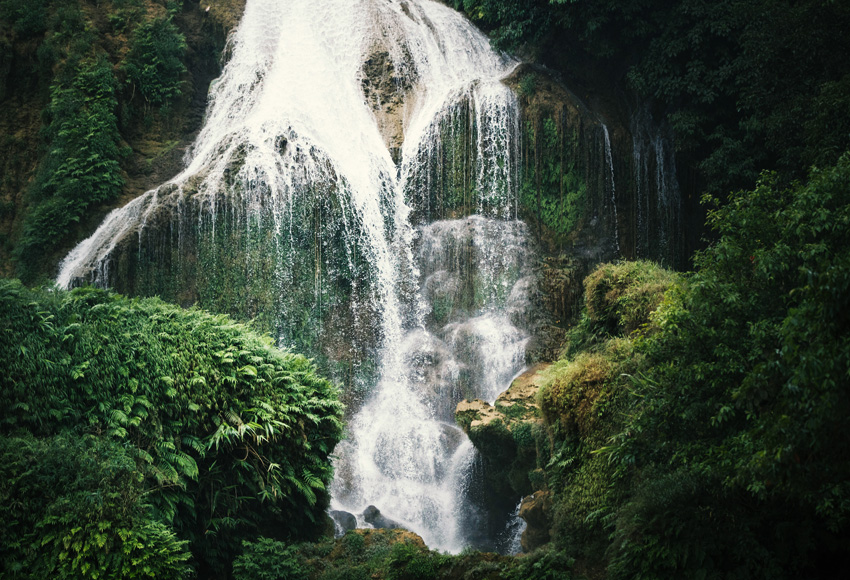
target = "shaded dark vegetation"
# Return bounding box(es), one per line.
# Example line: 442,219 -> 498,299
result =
541,155 -> 850,579
441,155 -> 850,579
455,0 -> 850,198
444,3 -> 850,578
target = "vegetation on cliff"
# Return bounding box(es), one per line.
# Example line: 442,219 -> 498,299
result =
447,152 -> 850,578
455,0 -> 850,198
0,0 -> 244,282
1,1 -> 849,578
484,154 -> 850,578
0,280 -> 344,577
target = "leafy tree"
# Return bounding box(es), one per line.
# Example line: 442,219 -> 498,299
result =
455,1 -> 850,196
123,15 -> 187,107
0,0 -> 47,37
605,153 -> 850,577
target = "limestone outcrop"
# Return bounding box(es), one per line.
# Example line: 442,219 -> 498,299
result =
455,363 -> 550,503
519,491 -> 552,552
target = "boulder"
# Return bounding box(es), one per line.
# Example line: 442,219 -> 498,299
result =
330,509 -> 358,535
519,491 -> 552,552
362,505 -> 402,530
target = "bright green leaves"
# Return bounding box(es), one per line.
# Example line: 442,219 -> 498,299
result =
0,281 -> 344,575
521,117 -> 587,241
0,433 -> 192,580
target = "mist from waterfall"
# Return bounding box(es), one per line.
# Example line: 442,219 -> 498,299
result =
57,0 -> 532,552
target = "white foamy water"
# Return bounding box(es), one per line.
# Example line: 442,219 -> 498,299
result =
58,0 -> 532,552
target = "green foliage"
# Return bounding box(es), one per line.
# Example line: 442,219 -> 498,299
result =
0,0 -> 47,37
583,260 -> 677,335
123,15 -> 187,106
386,541 -> 444,580
521,118 -> 586,240
601,154 -> 850,577
504,546 -> 574,580
517,155 -> 850,577
0,280 -> 344,575
456,0 -> 850,195
233,538 -> 306,580
516,74 -> 537,99
536,338 -> 634,559
108,0 -> 145,34
16,54 -> 123,281
289,531 -> 476,580
453,0 -> 552,51
0,433 -> 192,579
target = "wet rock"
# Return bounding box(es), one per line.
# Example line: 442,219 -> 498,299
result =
362,505 -> 402,530
455,363 -> 549,436
455,365 -> 551,524
360,46 -> 417,153
519,491 -> 552,552
330,510 -> 357,535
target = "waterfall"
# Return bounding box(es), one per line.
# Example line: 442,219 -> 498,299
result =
630,106 -> 682,267
57,0 -> 530,552
499,500 -> 527,555
602,124 -> 620,257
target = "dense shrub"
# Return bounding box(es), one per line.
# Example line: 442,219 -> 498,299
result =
0,280 -> 344,574
603,154 -> 850,577
0,0 -> 47,37
583,260 -> 677,335
123,15 -> 187,106
15,54 -> 123,280
232,538 -> 305,580
524,155 -> 850,577
0,433 -> 192,579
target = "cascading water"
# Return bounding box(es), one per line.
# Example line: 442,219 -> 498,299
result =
57,0 -> 531,552
630,106 -> 683,267
602,124 -> 621,256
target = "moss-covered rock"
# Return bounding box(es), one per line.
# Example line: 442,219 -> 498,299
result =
456,363 -> 550,501
519,491 -> 553,553
583,259 -> 678,335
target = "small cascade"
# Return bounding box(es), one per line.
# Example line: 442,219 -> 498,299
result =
602,124 -> 621,257
630,106 -> 683,267
498,500 -> 527,555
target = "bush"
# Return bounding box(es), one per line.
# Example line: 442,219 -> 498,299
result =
504,545 -> 574,580
123,15 -> 187,106
233,538 -> 306,580
0,433 -> 192,579
0,280 -> 345,574
605,154 -> 850,577
0,0 -> 47,37
583,260 -> 677,335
